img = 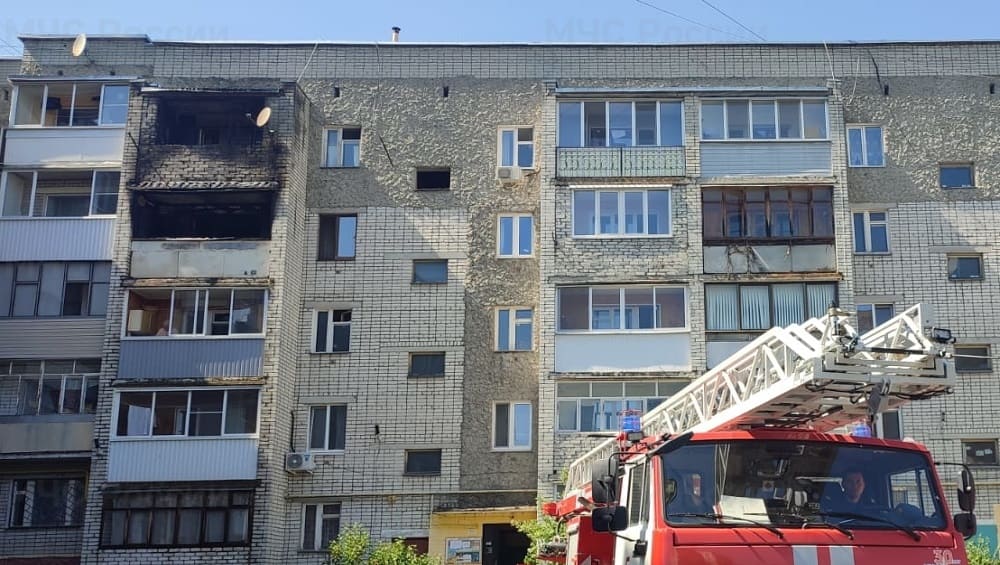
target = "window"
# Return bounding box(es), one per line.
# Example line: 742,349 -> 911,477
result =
308,405 -> 347,451
878,410 -> 902,440
313,309 -> 352,353
416,168 -> 451,190
559,286 -> 687,331
498,214 -> 533,257
496,308 -> 533,351
573,189 -> 670,236
12,82 -> 128,127
302,503 -> 341,552
954,345 -> 992,372
318,214 -> 357,260
963,440 -> 999,466
847,125 -> 885,167
557,100 -> 683,147
404,450 -> 442,475
852,211 -> 889,253
0,262 -> 110,318
323,128 -> 361,167
9,478 -> 85,527
705,282 -> 837,331
703,187 -> 833,241
493,402 -> 532,450
114,389 -> 259,437
555,381 -> 686,433
409,352 -> 445,377
101,490 -> 252,548
1,170 -> 121,217
948,255 -> 983,280
2,358 -> 101,416
701,99 -> 827,140
499,127 -> 534,168
940,164 -> 974,189
124,288 -> 266,337
412,260 -> 448,284
856,303 -> 894,333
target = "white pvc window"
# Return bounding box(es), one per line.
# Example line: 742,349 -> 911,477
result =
308,405 -> 347,451
12,82 -> 128,127
701,99 -> 828,140
856,303 -> 894,333
324,128 -> 361,167
301,503 -> 341,551
113,389 -> 260,438
847,125 -> 885,167
573,189 -> 670,237
852,211 -> 890,253
499,127 -> 534,168
313,309 -> 352,353
557,100 -> 683,148
498,214 -> 534,257
493,402 -> 532,450
496,308 -> 533,351
0,170 -> 121,218
124,289 -> 266,337
557,286 -> 687,332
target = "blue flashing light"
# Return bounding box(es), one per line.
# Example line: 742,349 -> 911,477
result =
851,423 -> 872,438
622,414 -> 642,434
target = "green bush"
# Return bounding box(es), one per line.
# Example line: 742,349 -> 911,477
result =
513,511 -> 565,565
329,524 -> 371,565
329,525 -> 440,565
967,537 -> 1000,565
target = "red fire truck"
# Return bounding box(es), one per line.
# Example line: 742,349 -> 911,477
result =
542,304 -> 978,565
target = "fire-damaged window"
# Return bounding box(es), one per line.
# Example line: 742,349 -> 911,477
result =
156,96 -> 267,146
131,190 -> 274,239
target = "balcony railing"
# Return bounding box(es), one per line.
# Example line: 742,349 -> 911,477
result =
0,415 -> 93,454
131,240 -> 270,278
556,146 -> 686,178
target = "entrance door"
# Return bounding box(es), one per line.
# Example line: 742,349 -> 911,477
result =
482,523 -> 530,565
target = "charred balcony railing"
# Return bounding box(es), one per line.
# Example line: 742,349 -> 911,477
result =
556,146 -> 685,178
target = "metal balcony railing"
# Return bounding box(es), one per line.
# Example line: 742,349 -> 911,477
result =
556,146 -> 686,178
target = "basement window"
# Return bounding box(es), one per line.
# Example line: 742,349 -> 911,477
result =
416,168 -> 451,191
130,190 -> 273,239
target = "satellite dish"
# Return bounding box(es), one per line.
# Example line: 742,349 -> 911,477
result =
254,107 -> 272,127
71,33 -> 87,57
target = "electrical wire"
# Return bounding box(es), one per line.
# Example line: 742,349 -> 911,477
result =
698,0 -> 766,41
632,0 -> 751,41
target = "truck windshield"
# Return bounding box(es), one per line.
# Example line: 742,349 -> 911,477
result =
660,440 -> 946,532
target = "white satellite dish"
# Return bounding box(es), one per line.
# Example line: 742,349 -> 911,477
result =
71,33 -> 87,57
255,107 -> 272,127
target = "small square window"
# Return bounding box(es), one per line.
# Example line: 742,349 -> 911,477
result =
412,260 -> 448,284
948,255 -> 983,280
416,168 -> 451,191
847,125 -> 885,167
404,449 -> 442,475
963,439 -> 998,466
499,127 -> 534,168
324,128 -> 361,168
954,345 -> 992,372
493,402 -> 532,450
317,214 -> 357,260
409,352 -> 445,377
940,164 -> 974,188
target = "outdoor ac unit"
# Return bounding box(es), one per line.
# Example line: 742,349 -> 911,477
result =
285,452 -> 316,473
496,166 -> 521,181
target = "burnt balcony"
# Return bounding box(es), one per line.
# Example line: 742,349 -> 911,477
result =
556,146 -> 686,178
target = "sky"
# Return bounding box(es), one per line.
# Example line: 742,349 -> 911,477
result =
1,0 -> 999,55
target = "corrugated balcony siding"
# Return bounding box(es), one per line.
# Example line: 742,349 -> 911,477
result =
118,338 -> 264,378
0,318 -> 106,358
556,146 -> 686,178
108,438 -> 258,482
0,218 -> 115,261
700,142 -> 832,177
0,417 -> 93,454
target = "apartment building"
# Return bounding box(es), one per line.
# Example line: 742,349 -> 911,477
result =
2,35 -> 1000,564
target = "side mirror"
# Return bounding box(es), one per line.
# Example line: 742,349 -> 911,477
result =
592,506 -> 628,532
958,467 -> 976,512
591,457 -> 620,504
954,512 -> 977,539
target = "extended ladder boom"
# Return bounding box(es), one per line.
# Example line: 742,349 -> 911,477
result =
565,303 -> 955,493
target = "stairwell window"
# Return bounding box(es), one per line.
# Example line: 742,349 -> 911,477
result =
493,402 -> 532,450
308,405 -> 347,452
947,255 -> 983,280
496,308 -> 533,351
324,128 -> 361,167
313,309 -> 352,353
847,125 -> 885,167
573,189 -> 671,237
499,127 -> 534,168
301,503 -> 341,551
852,211 -> 889,253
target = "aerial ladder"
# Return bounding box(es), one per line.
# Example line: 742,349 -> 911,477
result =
563,302 -> 956,496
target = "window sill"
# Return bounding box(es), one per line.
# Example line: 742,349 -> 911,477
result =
854,251 -> 891,256
310,350 -> 351,355
556,328 -> 690,335
408,373 -> 446,379
948,277 -> 984,281
848,164 -> 886,168
956,370 -> 994,375
700,138 -> 830,143
308,450 -> 345,456
572,234 -> 672,240
495,349 -> 534,353
941,186 -> 977,190
7,524 -> 83,530
415,188 -> 452,192
403,472 -> 442,477
317,257 -> 356,262
320,165 -> 362,169
110,435 -> 259,442
411,281 -> 448,285
497,255 -> 535,259
122,335 -> 266,340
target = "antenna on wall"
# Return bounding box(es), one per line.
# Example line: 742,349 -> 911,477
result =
70,33 -> 87,57
254,107 -> 272,128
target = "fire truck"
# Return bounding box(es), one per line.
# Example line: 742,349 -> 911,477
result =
541,304 -> 978,565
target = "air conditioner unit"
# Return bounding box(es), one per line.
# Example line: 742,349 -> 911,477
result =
285,452 -> 316,473
496,166 -> 521,182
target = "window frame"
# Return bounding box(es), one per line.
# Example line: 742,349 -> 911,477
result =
0,261 -> 110,319
939,163 -> 975,189
556,396 -> 665,434
492,401 -> 533,451
311,308 -> 353,354
703,186 -> 834,244
700,98 -> 830,141
852,210 -> 891,254
846,124 -> 885,167
8,476 -> 86,528
10,82 -> 129,129
954,345 -> 993,373
497,213 -> 535,258
947,254 -> 983,280
855,303 -> 895,334
99,489 -> 253,548
111,388 -> 261,440
403,449 -> 443,476
556,100 -> 685,148
317,214 -> 358,261
415,168 -> 452,191
322,127 -> 362,168
495,307 -> 534,352
962,439 -> 999,467
1,169 -> 121,218
121,288 -> 268,339
498,126 -> 535,168
557,285 -> 688,333
572,188 -> 672,238
704,282 -> 838,332
306,404 -> 347,453
408,352 -> 446,378
300,502 -> 341,552
411,259 -> 449,284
